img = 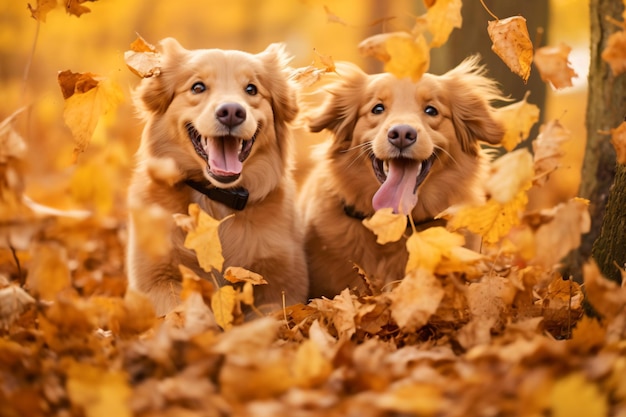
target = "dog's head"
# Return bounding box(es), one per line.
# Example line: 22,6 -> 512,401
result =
135,38 -> 298,192
308,57 -> 505,218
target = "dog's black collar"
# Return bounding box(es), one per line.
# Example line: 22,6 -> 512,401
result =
185,179 -> 249,211
343,202 -> 446,231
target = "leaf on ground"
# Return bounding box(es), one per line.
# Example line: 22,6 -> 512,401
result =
387,269 -> 444,332
362,208 -> 407,244
534,43 -> 578,90
378,383 -> 443,415
532,119 -> 571,185
27,0 -> 60,22
496,91 -> 540,151
601,30 -> 626,76
0,286 -> 35,329
405,227 -> 464,273
610,121 -> 626,164
124,34 -> 162,78
488,16 -> 534,83
183,203 -> 227,273
550,373 -> 608,417
58,71 -> 124,156
423,0 -> 462,48
224,266 -> 267,286
293,339 -> 333,388
211,285 -> 237,330
486,149 -> 534,204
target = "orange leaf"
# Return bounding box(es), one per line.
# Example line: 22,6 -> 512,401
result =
27,0 -> 59,22
65,0 -> 97,17
224,266 -> 268,286
601,30 -> 626,76
496,91 -> 540,151
488,16 -> 534,83
534,43 -> 578,90
359,32 -> 431,80
124,35 -> 162,79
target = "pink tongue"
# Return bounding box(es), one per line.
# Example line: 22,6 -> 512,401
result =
372,159 -> 421,215
207,137 -> 242,177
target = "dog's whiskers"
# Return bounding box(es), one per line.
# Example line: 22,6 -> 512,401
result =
343,142 -> 373,170
433,145 -> 458,167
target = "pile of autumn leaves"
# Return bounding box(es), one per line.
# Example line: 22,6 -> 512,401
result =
2,0 -> 626,416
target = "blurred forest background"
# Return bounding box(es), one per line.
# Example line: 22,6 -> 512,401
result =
1,0 -> 589,219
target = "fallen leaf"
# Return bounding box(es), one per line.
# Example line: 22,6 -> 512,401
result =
496,91 -> 540,151
485,149 -> 534,204
610,121 -> 626,164
387,269 -> 444,332
224,266 -> 268,285
0,286 -> 35,329
550,373 -> 608,417
405,227 -> 464,273
533,119 -> 571,185
378,383 -> 443,415
183,203 -> 226,273
424,0 -> 462,47
601,30 -> 626,76
293,339 -> 333,388
211,285 -> 237,330
488,16 -> 534,82
534,43 -> 578,89
362,208 -> 407,244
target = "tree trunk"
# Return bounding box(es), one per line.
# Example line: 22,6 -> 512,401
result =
564,0 -> 626,283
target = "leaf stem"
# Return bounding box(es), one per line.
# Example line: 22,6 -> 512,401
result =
479,0 -> 499,20
22,19 -> 41,101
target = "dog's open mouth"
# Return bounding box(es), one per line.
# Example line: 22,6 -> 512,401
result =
371,154 -> 436,215
186,122 -> 257,184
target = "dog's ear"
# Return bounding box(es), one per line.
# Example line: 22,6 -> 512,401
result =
257,43 -> 298,125
308,62 -> 367,148
134,37 -> 188,115
443,56 -> 506,154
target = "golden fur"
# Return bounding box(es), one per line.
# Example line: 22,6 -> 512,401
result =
127,38 -> 308,316
299,57 -> 506,299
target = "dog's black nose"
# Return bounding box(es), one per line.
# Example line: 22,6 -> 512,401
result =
215,102 -> 246,127
387,124 -> 417,149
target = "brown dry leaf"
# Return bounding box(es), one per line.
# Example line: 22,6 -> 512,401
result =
488,16 -> 534,83
224,266 -> 267,286
534,43 -> 578,90
0,285 -> 35,329
211,285 -> 237,330
66,362 -> 132,417
423,0 -> 462,48
358,32 -> 430,81
601,30 -> 626,76
405,227 -> 464,273
330,289 -> 358,340
27,0 -> 60,22
27,242 -> 71,301
124,35 -> 162,78
486,149 -> 534,204
323,5 -> 347,26
532,119 -> 571,185
531,198 -> 590,269
362,208 -> 407,244
496,91 -> 541,151
183,203 -> 226,273
387,269 -> 444,332
58,71 -> 124,156
550,373 -> 608,417
65,0 -> 97,17
610,121 -> 626,164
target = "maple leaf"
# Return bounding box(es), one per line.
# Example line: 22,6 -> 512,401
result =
405,227 -> 464,273
65,0 -> 97,17
534,43 -> 578,90
532,119 -> 571,185
601,30 -> 626,76
387,269 -> 444,332
124,34 -> 162,79
211,285 -> 237,330
362,208 -> 407,244
488,16 -> 534,83
496,91 -> 540,151
485,149 -> 534,204
610,121 -> 626,164
358,32 -> 430,81
183,203 -> 229,273
27,0 -> 60,22
423,0 -> 462,48
58,71 -> 124,157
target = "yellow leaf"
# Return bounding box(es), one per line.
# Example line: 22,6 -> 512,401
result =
534,43 -> 578,90
532,119 -> 570,185
124,34 -> 162,79
486,149 -> 534,204
384,34 -> 430,81
183,203 -> 227,273
179,264 -> 215,304
27,0 -> 60,22
323,5 -> 347,26
424,0 -> 462,48
211,285 -> 236,330
601,30 -> 626,76
387,269 -> 444,331
66,362 -> 132,417
362,208 -> 407,244
224,266 -> 268,285
610,121 -> 626,164
449,187 -> 529,244
58,72 -> 124,156
488,16 -> 534,82
405,227 -> 464,273
550,373 -> 608,417
293,339 -> 333,388
378,383 -> 443,415
496,91 -> 540,151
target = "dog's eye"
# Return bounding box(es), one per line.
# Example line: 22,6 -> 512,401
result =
191,82 -> 206,94
371,103 -> 385,115
424,105 -> 438,116
245,84 -> 258,96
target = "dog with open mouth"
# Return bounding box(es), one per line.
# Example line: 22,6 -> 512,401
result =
298,57 -> 506,299
126,38 -> 308,316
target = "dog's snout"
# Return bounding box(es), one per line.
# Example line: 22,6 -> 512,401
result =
215,102 -> 246,127
387,124 -> 417,149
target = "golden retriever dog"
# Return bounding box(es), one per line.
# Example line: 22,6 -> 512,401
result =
127,38 -> 308,316
299,57 -> 506,299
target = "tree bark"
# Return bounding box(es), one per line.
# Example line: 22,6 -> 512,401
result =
564,0 -> 626,283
